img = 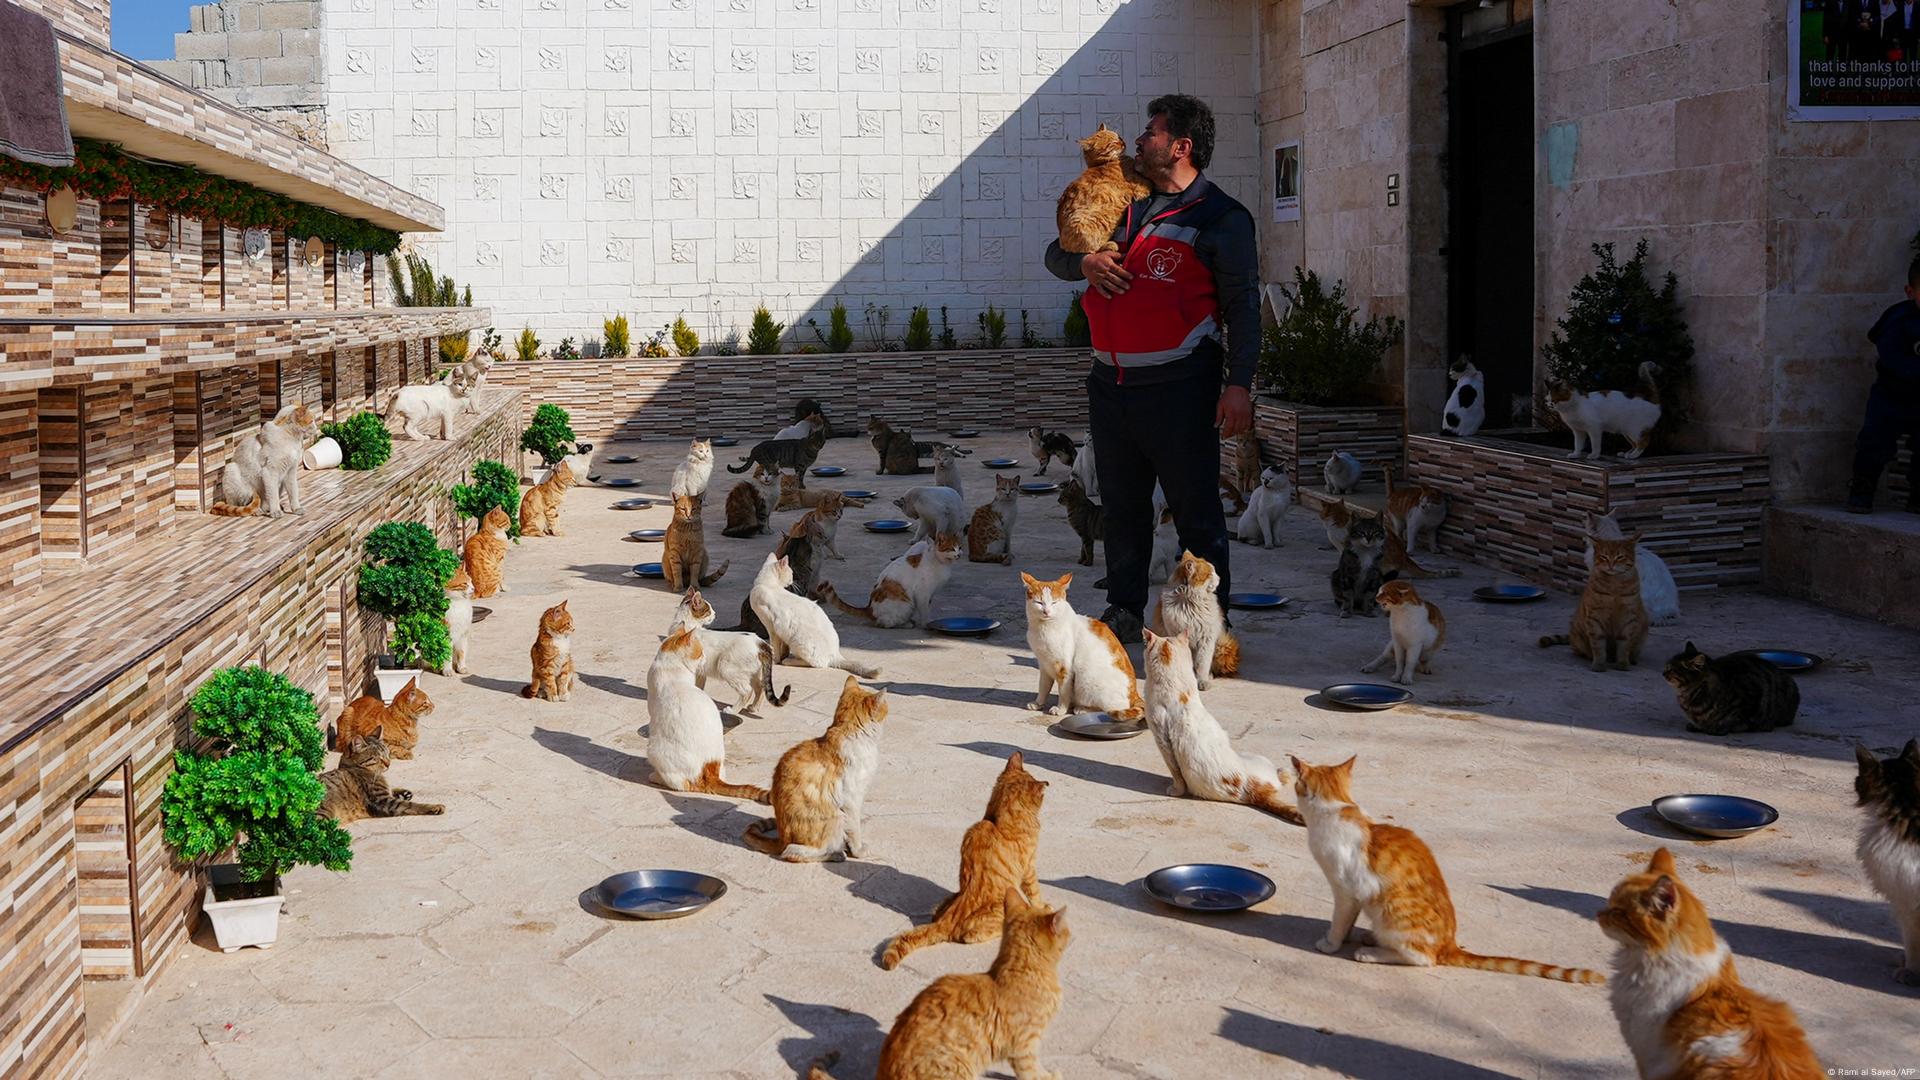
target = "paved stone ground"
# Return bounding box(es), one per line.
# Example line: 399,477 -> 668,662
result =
101,432 -> 1920,1079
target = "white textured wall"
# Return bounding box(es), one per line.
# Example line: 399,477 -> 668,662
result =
322,0 -> 1257,348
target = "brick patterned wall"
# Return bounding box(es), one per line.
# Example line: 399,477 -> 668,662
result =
0,187 -> 53,311
287,238 -> 326,310
226,227 -> 277,310
485,348 -> 1094,443
98,197 -> 131,313
74,768 -> 134,980
201,223 -> 226,310
37,386 -> 82,560
171,368 -> 262,513
1406,432 -> 1770,591
1230,396 -> 1406,492
259,353 -> 324,420
38,380 -> 176,562
12,0 -> 110,48
131,208 -> 180,314
0,392 -> 39,591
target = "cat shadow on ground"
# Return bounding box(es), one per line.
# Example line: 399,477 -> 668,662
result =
1491,883 -> 1911,996
824,859 -> 952,923
948,740 -> 1167,796
575,671 -> 646,701
1217,1008 -> 1529,1080
884,682 -> 1033,708
461,674 -> 531,698
658,789 -> 766,847
1044,874 -> 1324,953
530,726 -> 647,784
1757,887 -> 1898,943
763,994 -> 885,1078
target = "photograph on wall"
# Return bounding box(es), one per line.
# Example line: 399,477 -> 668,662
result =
1789,0 -> 1920,120
1272,141 -> 1300,222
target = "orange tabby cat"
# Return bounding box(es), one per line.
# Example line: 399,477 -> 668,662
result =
1291,755 -> 1605,984
882,752 -> 1047,970
1056,123 -> 1151,254
663,493 -> 730,591
336,677 -> 433,760
744,676 -> 889,862
461,506 -> 512,598
519,460 -> 577,537
1316,497 -> 1354,551
1540,532 -> 1648,672
520,600 -> 576,701
1599,849 -> 1822,1079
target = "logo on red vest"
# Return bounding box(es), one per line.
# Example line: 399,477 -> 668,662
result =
1144,248 -> 1183,281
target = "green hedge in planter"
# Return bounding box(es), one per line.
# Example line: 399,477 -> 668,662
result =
320,410 -> 393,471
356,522 -> 460,670
1256,267 -> 1404,407
1542,239 -> 1694,403
520,403 -> 578,467
449,459 -> 522,538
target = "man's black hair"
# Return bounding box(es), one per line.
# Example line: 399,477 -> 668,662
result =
1147,94 -> 1215,171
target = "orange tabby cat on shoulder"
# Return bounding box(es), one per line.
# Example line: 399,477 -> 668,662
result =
744,677 -> 888,861
1291,754 -> 1604,984
1599,849 -> 1822,1079
336,677 -> 432,760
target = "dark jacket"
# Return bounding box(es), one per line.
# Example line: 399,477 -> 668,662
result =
1868,298 -> 1920,389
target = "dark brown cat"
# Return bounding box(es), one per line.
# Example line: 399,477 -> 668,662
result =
868,419 -> 926,476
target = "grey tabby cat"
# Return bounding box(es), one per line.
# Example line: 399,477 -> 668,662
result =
1661,642 -> 1800,736
1330,518 -> 1387,618
318,730 -> 445,824
727,425 -> 827,476
1057,476 -> 1105,566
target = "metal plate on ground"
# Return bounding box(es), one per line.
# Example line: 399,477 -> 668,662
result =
1652,794 -> 1778,839
1053,712 -> 1147,740
592,870 -> 726,919
1143,864 -> 1276,913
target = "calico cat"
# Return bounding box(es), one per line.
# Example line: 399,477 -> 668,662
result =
818,534 -> 962,628
518,460 -> 577,537
1021,571 -> 1143,719
733,514 -> 831,637
1599,849 -> 1822,1077
1588,511 -> 1681,626
727,426 -> 826,477
671,438 -> 716,497
211,403 -> 321,518
1056,122 -> 1150,253
798,495 -> 849,560
644,626 -> 770,802
336,677 -> 433,760
721,464 -> 776,538
1142,630 -> 1301,824
749,554 -> 880,677
1294,755 -> 1604,983
1661,643 -> 1799,736
1441,357 -> 1485,437
1317,498 -> 1354,551
318,730 -> 445,824
442,567 -> 473,677
777,474 -> 869,511
1027,427 -> 1077,476
1324,451 -> 1363,494
461,506 -> 511,598
1360,580 -> 1445,685
1541,533 -> 1648,672
670,587 -> 791,717
1383,472 -> 1448,554
521,600 -> 576,701
881,752 -> 1047,970
868,418 -> 926,475
1550,361 -> 1663,461
967,474 -> 1021,564
1235,465 -> 1292,547
663,493 -> 730,591
1150,551 -> 1238,688
743,676 -> 889,862
932,444 -> 965,499
1331,518 -> 1387,617
895,485 -> 967,543
1855,740 -> 1920,987
1058,476 -> 1105,566
1233,432 -> 1263,503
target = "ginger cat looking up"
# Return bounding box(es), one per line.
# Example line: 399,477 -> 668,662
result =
521,600 -> 576,701
461,506 -> 511,598
336,677 -> 433,760
1056,123 -> 1151,254
743,676 -> 888,862
1540,532 -> 1648,672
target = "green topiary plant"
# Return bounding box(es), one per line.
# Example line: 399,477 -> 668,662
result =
1256,267 -> 1404,407
671,315 -> 700,357
747,306 -> 786,355
320,410 -> 393,471
449,459 -> 521,538
520,403 -> 578,467
1541,239 -> 1695,404
1063,291 -> 1091,348
939,306 -> 958,350
161,666 -> 354,883
827,301 -> 855,352
553,336 -> 581,361
977,305 -> 1008,349
480,327 -> 503,358
515,327 -> 542,362
602,316 -> 631,357
356,522 -> 460,670
905,306 -> 933,350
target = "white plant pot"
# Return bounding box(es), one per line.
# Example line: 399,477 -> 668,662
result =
374,661 -> 417,704
202,884 -> 284,953
528,466 -> 553,486
302,436 -> 343,470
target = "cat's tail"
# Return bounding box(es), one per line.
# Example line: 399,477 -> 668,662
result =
698,560 -> 730,587
880,920 -> 951,970
804,1052 -> 840,1080
519,683 -> 536,698
1211,631 -> 1241,678
209,494 -> 261,517
689,761 -> 770,804
757,642 -> 792,708
1109,682 -> 1146,722
814,581 -> 876,622
1239,776 -> 1305,827
831,654 -> 880,679
1636,361 -> 1661,405
1439,945 -> 1606,984
1538,634 -> 1570,648
742,816 -> 785,854
726,458 -> 754,473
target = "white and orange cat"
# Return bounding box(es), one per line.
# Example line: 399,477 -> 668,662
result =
1382,472 -> 1448,554
1292,754 -> 1605,983
441,567 -> 474,677
818,534 -> 961,629
1020,571 -> 1143,720
670,437 -> 715,498
1599,849 -> 1822,1079
1141,630 -> 1301,824
748,553 -> 880,677
668,587 -> 790,718
1359,580 -> 1445,685
743,676 -> 888,862
1149,551 -> 1239,690
1550,361 -> 1663,461
643,626 -> 770,802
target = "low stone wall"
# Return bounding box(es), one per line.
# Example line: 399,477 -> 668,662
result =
1764,505 -> 1920,630
484,348 -> 1093,442
1233,396 -> 1405,493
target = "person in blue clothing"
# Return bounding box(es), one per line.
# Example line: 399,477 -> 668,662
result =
1846,254 -> 1920,513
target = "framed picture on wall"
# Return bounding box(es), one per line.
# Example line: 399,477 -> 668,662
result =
1788,0 -> 1920,120
1273,142 -> 1301,222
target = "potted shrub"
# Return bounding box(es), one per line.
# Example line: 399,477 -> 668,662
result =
904,306 -> 933,350
162,665 -> 353,952
747,306 -> 785,355
520,402 -> 581,482
671,314 -> 700,357
553,336 -> 581,361
976,305 -> 1008,349
1540,238 -> 1695,443
356,521 -> 460,697
514,327 -> 542,363
319,410 -> 394,471
602,316 -> 631,358
449,459 -> 521,539
640,325 -> 672,357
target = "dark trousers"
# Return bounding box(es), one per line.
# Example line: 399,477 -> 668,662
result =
1852,380 -> 1920,494
1088,366 -> 1230,616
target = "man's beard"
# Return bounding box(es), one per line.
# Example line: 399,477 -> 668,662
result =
1136,145 -> 1173,183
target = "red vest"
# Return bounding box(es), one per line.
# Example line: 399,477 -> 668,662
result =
1082,191 -> 1231,379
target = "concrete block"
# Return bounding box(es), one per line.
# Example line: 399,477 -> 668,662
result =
224,30 -> 287,61
260,2 -> 321,32
169,32 -> 231,62
260,55 -> 323,89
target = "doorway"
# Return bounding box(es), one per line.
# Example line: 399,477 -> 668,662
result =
1447,3 -> 1534,427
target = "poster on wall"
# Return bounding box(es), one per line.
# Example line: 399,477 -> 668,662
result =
1272,141 -> 1300,222
1788,0 -> 1920,120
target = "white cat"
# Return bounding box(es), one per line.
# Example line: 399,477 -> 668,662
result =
1150,551 -> 1238,691
1019,571 -> 1143,719
1586,511 -> 1680,625
1359,580 -> 1444,685
772,413 -> 819,442
1440,357 -> 1485,437
212,403 -> 320,518
932,445 -> 965,500
818,534 -> 961,628
1149,512 -> 1179,585
670,438 -> 715,498
895,485 -> 967,542
441,567 -> 474,676
1140,629 -> 1302,823
748,554 -> 880,677
644,628 -> 770,802
1324,451 -> 1363,494
1072,436 -> 1100,504
1550,361 -> 1662,460
1235,465 -> 1293,547
457,354 -> 492,414
384,371 -> 472,440
669,587 -> 791,717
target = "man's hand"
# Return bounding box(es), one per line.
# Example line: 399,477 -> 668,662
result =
1081,250 -> 1133,299
1216,385 -> 1252,439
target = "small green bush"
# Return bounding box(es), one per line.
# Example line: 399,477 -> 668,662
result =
671,315 -> 700,357
827,302 -> 855,352
553,337 -> 581,361
747,306 -> 786,355
1064,291 -> 1091,347
905,306 -> 933,350
641,326 -> 672,358
939,306 -> 958,350
448,459 -> 521,538
602,316 -> 631,357
161,666 -> 353,882
480,327 -> 503,357
520,403 -> 577,466
1256,267 -> 1404,407
977,305 -> 1008,349
514,327 -> 541,362
1020,309 -> 1053,349
1542,239 -> 1694,401
321,410 -> 392,471
356,522 -> 459,670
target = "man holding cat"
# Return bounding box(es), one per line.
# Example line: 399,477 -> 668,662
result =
1043,94 -> 1261,643
1845,254 -> 1920,514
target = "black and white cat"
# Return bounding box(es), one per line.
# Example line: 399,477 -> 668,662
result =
1855,740 -> 1920,987
1440,358 -> 1484,437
